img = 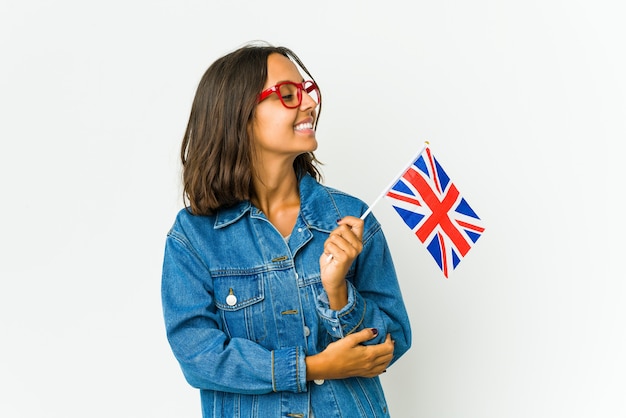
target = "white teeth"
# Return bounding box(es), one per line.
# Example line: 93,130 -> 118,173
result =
295,122 -> 313,131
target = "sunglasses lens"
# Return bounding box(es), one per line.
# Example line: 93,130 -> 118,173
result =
277,83 -> 301,108
276,82 -> 320,108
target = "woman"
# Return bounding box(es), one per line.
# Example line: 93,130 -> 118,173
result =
161,42 -> 411,417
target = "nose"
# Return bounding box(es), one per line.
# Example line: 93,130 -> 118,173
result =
300,89 -> 318,110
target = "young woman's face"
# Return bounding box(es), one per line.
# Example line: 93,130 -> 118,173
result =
251,53 -> 318,164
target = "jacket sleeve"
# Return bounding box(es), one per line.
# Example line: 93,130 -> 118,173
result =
315,214 -> 412,366
161,228 -> 307,394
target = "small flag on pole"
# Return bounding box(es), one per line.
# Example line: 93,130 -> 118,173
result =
383,142 -> 485,278
328,142 -> 484,276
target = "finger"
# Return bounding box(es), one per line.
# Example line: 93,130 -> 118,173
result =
372,355 -> 393,371
320,251 -> 334,264
371,335 -> 395,363
384,333 -> 393,344
326,230 -> 362,258
337,216 -> 364,240
371,350 -> 394,369
346,327 -> 380,344
383,334 -> 395,352
368,356 -> 393,377
374,336 -> 395,359
322,240 -> 346,263
324,238 -> 361,265
323,241 -> 343,262
333,224 -> 363,247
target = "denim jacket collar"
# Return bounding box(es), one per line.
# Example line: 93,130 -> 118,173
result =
213,174 -> 340,232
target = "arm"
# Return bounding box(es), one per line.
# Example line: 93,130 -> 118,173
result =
161,230 -> 307,394
305,328 -> 395,381
317,215 -> 412,366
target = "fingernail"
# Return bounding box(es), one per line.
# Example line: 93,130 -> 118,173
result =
336,218 -> 342,223
383,369 -> 387,373
371,328 -> 378,336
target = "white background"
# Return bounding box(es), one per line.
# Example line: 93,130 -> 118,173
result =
1,1 -> 625,417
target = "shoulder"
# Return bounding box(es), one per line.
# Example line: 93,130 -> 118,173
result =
323,183 -> 369,214
168,200 -> 253,239
300,175 -> 366,215
167,207 -> 215,243
172,207 -> 213,227
299,175 -> 381,239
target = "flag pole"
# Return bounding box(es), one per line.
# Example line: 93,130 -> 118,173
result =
359,140 -> 430,221
326,141 -> 429,263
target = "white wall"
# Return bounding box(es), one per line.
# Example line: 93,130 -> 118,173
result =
1,1 -> 624,417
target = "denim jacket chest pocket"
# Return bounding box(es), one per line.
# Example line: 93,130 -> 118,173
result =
213,271 -> 267,343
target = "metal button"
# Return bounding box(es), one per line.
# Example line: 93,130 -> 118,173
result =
226,288 -> 237,306
303,326 -> 310,337
314,379 -> 324,385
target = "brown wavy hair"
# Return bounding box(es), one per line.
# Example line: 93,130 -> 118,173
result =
180,42 -> 323,215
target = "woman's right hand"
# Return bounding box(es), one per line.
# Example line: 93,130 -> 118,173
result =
305,328 -> 395,381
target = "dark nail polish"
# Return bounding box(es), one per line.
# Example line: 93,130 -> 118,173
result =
371,328 -> 378,336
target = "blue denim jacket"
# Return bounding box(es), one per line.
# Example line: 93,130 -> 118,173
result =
162,174 -> 412,418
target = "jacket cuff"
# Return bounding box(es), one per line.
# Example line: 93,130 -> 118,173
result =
271,346 -> 307,393
316,281 -> 365,339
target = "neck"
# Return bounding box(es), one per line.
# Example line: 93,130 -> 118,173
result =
251,162 -> 300,237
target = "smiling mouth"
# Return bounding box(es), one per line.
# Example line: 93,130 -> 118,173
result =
295,122 -> 313,131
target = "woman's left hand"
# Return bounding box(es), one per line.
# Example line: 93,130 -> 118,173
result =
319,216 -> 364,309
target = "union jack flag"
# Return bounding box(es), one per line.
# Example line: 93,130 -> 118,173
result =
385,145 -> 485,278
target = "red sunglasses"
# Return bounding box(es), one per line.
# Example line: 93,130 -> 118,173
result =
258,80 -> 320,109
